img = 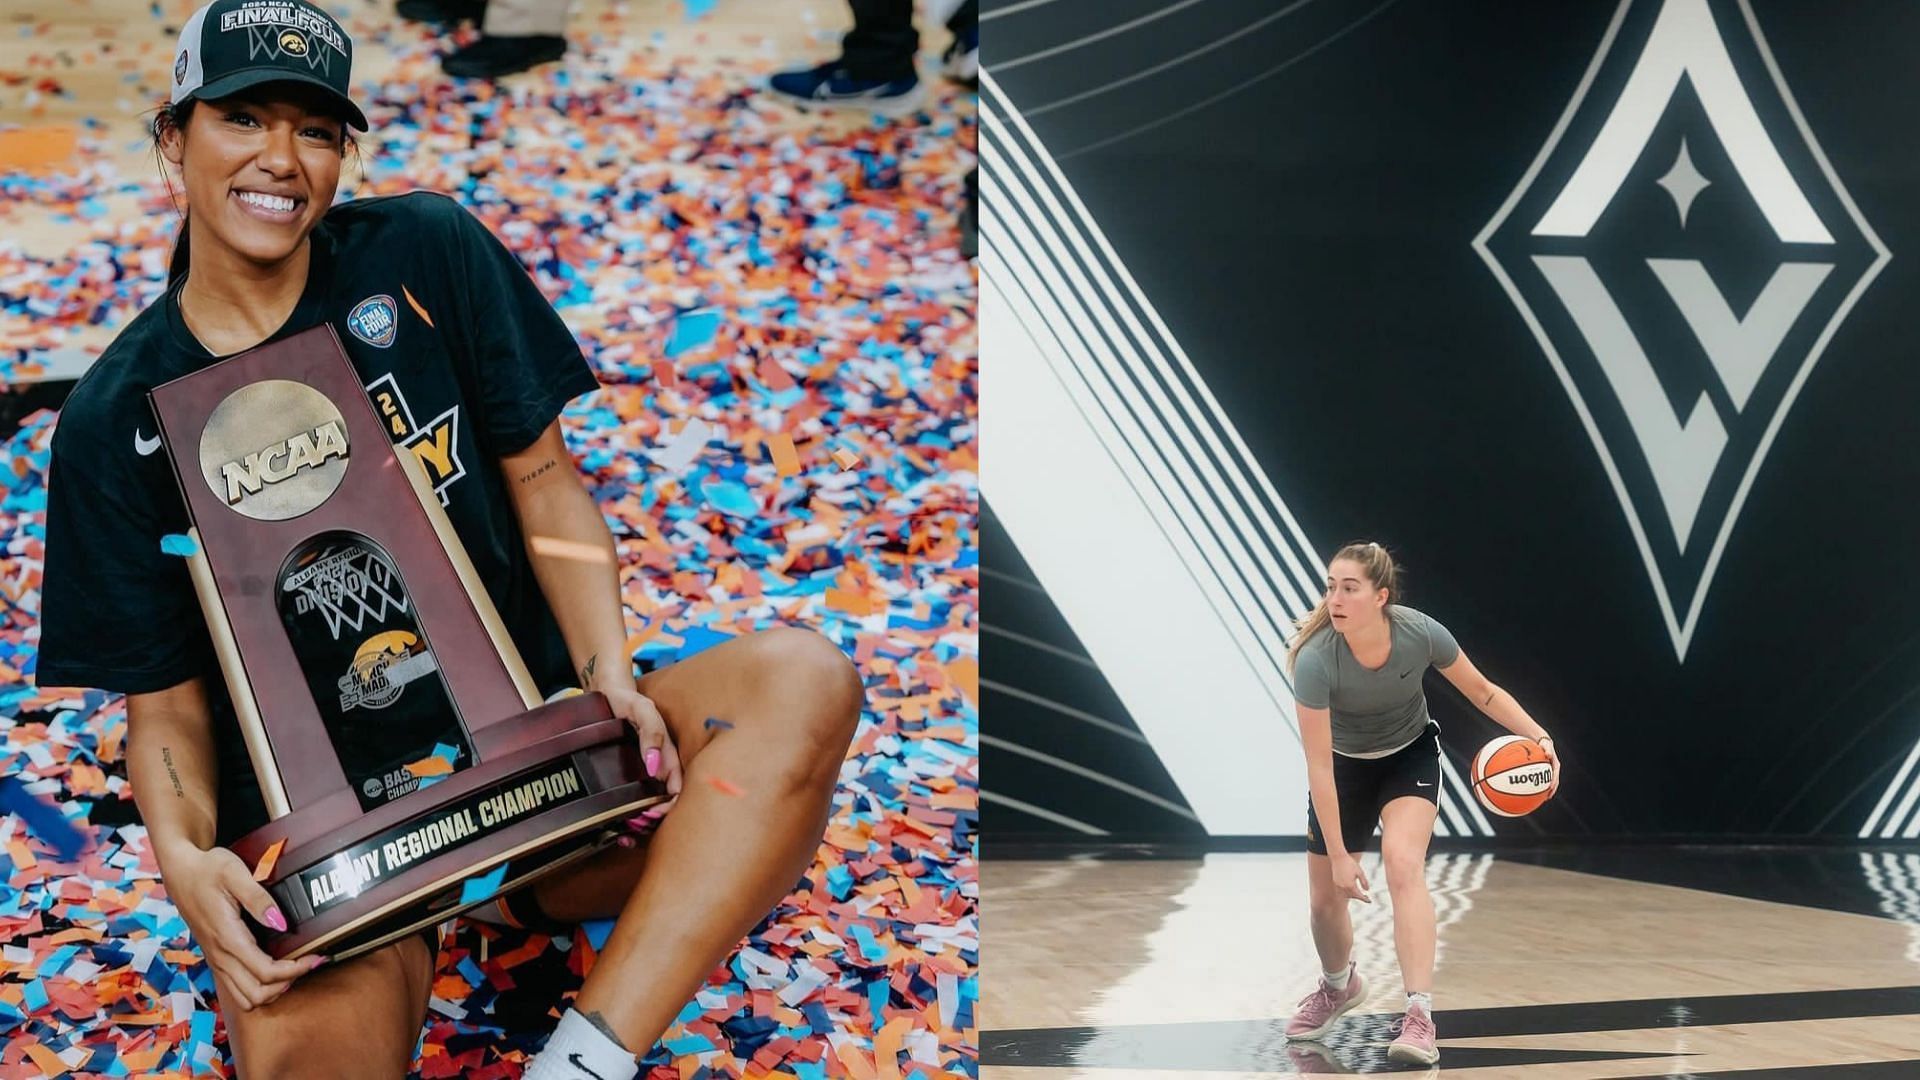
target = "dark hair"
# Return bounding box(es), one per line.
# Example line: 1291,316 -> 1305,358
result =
150,94 -> 357,286
151,100 -> 198,286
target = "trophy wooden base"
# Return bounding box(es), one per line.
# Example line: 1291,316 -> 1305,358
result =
227,691 -> 667,961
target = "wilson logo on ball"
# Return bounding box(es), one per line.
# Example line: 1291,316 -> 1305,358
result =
1470,735 -> 1556,818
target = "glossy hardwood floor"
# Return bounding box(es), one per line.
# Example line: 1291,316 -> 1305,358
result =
984,850 -> 1920,1077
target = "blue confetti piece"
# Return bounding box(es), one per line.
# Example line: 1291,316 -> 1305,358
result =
663,307 -> 722,359
457,955 -> 486,987
582,917 -> 616,952
676,625 -> 734,661
459,861 -> 509,906
683,0 -> 717,19
159,533 -> 198,557
22,978 -> 48,1011
848,922 -> 888,962
0,776 -> 85,860
664,1033 -> 716,1055
700,478 -> 758,518
703,717 -> 734,731
868,979 -> 888,1023
826,864 -> 854,900
39,943 -> 79,977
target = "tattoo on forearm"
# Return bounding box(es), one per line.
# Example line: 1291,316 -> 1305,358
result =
581,654 -> 597,688
579,1009 -> 633,1054
517,457 -> 561,486
1482,687 -> 1498,707
161,747 -> 184,798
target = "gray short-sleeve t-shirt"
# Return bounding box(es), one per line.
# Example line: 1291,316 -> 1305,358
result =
1292,606 -> 1460,756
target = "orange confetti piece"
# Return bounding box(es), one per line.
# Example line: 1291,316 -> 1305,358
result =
768,431 -> 801,477
835,1041 -> 879,1080
406,754 -> 455,778
874,1015 -> 913,1080
402,284 -> 435,328
24,1043 -> 67,1077
0,125 -> 76,170
251,837 -> 286,882
825,587 -> 876,617
831,447 -> 863,471
706,776 -> 745,797
944,657 -> 978,704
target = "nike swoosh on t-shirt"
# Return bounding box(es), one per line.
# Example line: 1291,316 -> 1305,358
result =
134,429 -> 162,456
566,1053 -> 608,1080
1399,669 -> 1414,678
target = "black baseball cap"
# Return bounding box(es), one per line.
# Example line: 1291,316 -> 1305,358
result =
170,0 -> 368,131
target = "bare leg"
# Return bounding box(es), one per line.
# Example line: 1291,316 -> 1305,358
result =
525,627 -> 863,1053
1305,852 -> 1354,974
1379,795 -> 1437,995
221,931 -> 437,1079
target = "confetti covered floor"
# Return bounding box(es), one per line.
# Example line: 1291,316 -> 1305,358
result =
0,2 -> 978,1076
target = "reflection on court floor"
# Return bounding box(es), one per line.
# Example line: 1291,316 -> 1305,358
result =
983,849 -> 1920,1077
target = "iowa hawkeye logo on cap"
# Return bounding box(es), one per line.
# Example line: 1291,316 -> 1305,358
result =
171,0 -> 368,131
348,294 -> 398,348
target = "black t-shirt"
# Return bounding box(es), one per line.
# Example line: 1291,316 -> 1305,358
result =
34,190 -> 602,843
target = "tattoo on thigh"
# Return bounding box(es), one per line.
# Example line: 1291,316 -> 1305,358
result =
581,654 -> 597,688
161,747 -> 184,798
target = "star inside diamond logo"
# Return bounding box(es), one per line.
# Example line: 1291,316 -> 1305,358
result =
1473,0 -> 1888,660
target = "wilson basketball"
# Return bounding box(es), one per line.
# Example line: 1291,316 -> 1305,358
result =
1471,735 -> 1555,817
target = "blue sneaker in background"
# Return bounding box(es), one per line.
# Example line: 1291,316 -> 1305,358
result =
766,62 -> 924,117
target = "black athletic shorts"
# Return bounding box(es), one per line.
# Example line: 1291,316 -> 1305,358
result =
1306,723 -> 1441,855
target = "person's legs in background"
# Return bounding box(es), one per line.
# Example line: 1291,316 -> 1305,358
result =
943,0 -> 978,84
441,0 -> 570,79
944,1 -> 978,259
396,0 -> 484,28
767,0 -> 923,114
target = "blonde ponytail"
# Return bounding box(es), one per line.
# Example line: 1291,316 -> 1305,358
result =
1286,599 -> 1332,673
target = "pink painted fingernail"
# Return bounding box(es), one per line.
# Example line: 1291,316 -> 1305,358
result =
309,954 -> 328,970
643,749 -> 662,777
264,908 -> 287,932
615,834 -> 636,849
626,815 -> 650,830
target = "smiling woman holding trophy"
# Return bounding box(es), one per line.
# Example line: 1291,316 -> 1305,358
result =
32,3 -> 864,1077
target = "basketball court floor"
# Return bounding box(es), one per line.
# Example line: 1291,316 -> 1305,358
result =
982,848 -> 1920,1077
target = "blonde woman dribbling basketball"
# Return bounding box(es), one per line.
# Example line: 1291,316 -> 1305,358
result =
1281,542 -> 1561,1066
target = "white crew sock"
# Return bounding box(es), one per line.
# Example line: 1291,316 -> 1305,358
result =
524,1008 -> 638,1080
1407,990 -> 1433,1014
1322,964 -> 1352,991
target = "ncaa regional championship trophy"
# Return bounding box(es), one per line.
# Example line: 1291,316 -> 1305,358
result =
146,324 -> 666,961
